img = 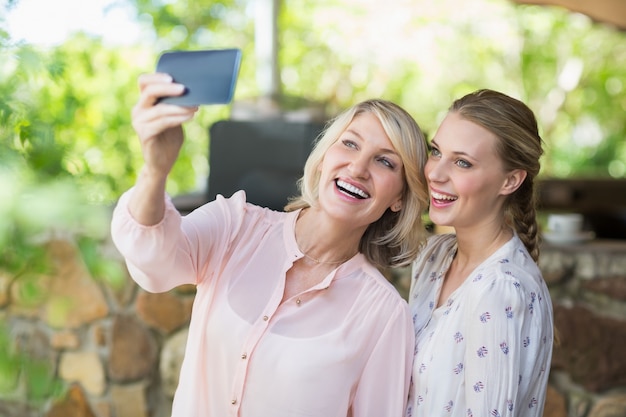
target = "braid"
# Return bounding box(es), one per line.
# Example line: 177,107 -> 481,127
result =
508,180 -> 540,262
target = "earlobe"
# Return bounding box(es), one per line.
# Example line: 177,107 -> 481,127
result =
501,169 -> 527,195
391,200 -> 403,212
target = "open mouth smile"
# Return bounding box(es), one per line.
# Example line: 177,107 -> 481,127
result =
336,179 -> 370,199
431,190 -> 457,204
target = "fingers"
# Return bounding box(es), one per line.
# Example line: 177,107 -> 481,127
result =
132,103 -> 198,142
138,72 -> 172,87
132,72 -> 199,140
137,72 -> 185,108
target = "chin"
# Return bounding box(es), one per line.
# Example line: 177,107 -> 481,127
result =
430,217 -> 455,231
428,211 -> 446,224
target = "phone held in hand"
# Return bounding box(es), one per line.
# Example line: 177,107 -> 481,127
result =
155,48 -> 242,106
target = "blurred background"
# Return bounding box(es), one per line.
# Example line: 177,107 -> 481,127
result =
1,0 -> 625,416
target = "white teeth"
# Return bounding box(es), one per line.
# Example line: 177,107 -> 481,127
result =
337,180 -> 370,198
431,191 -> 457,201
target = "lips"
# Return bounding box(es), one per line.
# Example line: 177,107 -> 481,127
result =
336,179 -> 370,199
431,190 -> 457,205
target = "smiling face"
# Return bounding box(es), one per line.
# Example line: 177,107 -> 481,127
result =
425,111 -> 525,232
317,111 -> 405,229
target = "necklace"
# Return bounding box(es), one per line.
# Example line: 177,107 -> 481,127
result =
300,250 -> 356,265
295,209 -> 357,265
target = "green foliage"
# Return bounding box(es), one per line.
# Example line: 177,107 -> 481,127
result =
518,7 -> 626,177
2,39 -> 137,201
122,0 -> 625,180
0,27 -> 134,408
277,1 -> 625,179
0,321 -> 66,404
76,236 -> 127,288
0,326 -> 21,393
0,155 -> 116,405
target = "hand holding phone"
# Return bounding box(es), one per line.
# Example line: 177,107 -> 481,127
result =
156,48 -> 242,106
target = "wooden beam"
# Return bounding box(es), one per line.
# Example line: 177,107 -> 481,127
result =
511,0 -> 626,30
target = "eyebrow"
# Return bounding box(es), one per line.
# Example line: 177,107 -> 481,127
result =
430,139 -> 473,158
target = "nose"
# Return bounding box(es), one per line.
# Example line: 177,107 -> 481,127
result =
425,158 -> 445,183
348,153 -> 370,179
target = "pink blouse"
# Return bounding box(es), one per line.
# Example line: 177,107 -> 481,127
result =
111,189 -> 414,417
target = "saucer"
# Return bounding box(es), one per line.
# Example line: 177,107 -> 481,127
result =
542,230 -> 595,245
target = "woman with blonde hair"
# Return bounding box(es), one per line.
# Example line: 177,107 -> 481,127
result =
406,89 -> 553,417
111,72 -> 430,417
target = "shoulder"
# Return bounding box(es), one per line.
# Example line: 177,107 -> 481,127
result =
182,190 -> 295,250
490,235 -> 543,288
211,190 -> 257,214
198,190 -> 288,226
345,258 -> 410,316
412,233 -> 456,270
466,236 -> 549,310
427,233 -> 457,248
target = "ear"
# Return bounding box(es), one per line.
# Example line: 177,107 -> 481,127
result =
500,169 -> 527,196
390,198 -> 403,212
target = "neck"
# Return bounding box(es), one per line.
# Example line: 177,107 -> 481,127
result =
453,223 -> 513,269
295,208 -> 361,265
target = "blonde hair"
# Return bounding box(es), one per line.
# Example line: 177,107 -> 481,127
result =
450,89 -> 544,262
285,99 -> 429,269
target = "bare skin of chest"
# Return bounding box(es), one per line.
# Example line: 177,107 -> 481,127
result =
282,260 -> 335,303
437,262 -> 474,308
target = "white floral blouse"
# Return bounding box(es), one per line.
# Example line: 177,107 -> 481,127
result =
406,233 -> 554,417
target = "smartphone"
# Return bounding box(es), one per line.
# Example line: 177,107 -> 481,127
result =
155,48 -> 242,106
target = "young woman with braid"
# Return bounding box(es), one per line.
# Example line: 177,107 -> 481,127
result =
405,89 -> 554,417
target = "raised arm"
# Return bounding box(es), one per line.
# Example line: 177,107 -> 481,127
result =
128,73 -> 198,225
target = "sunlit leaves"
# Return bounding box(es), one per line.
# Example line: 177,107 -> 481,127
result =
0,321 -> 65,404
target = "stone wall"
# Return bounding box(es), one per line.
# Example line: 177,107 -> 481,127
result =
1,236 -> 625,417
540,241 -> 626,417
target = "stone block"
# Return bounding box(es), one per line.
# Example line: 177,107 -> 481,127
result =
58,351 -> 106,396
160,328 -> 188,398
543,385 -> 568,417
551,304 -> 626,392
108,314 -> 158,382
588,393 -> 626,417
46,383 -> 96,417
110,382 -> 148,417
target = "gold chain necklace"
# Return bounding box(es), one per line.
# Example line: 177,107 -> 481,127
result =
300,250 -> 356,265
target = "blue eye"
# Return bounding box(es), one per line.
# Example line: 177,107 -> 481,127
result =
378,157 -> 395,169
430,147 -> 441,157
456,159 -> 472,168
342,139 -> 357,148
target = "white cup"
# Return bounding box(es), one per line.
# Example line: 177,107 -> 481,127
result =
547,213 -> 584,236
